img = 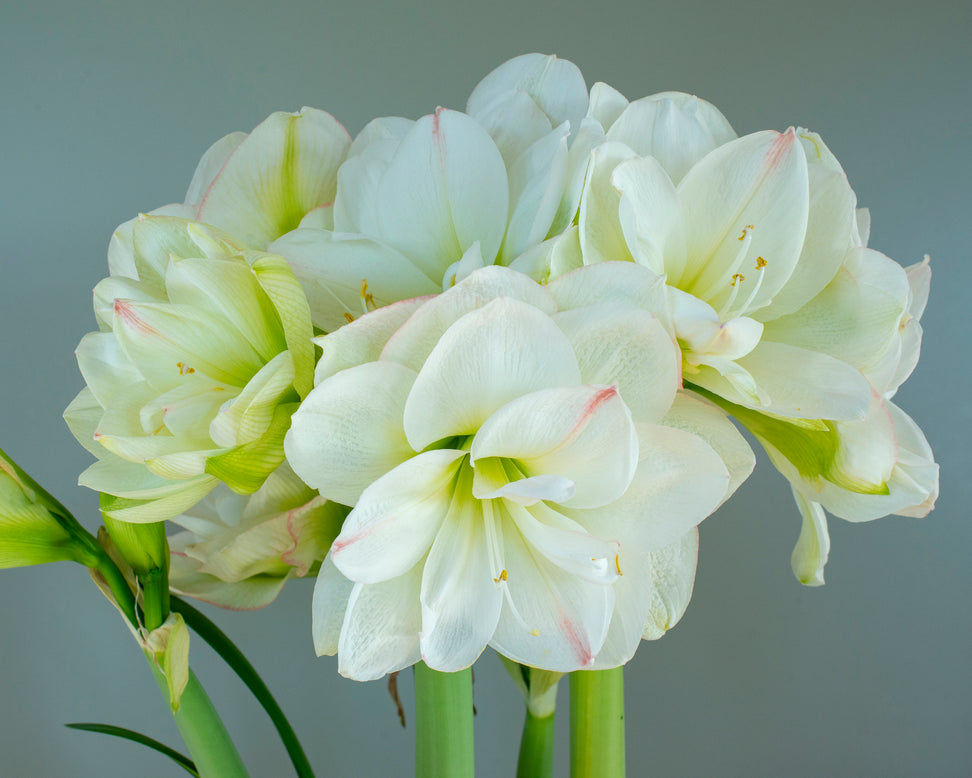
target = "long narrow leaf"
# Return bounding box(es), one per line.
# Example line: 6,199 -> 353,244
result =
65,722 -> 199,776
170,595 -> 315,778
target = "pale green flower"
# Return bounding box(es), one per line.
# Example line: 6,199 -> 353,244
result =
65,216 -> 314,523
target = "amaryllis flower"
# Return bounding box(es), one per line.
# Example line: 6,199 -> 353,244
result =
64,216 -> 314,523
267,54 -> 596,332
551,97 -> 937,582
169,464 -> 346,609
285,266 -> 752,679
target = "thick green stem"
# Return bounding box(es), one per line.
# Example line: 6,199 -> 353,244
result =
149,661 -> 249,778
413,663 -> 474,778
171,596 -> 314,778
517,709 -> 555,778
569,668 -> 625,778
91,547 -> 138,626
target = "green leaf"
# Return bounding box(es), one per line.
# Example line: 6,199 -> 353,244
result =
65,723 -> 199,777
171,596 -> 315,778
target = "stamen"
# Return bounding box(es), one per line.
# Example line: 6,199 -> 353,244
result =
615,553 -> 623,576
176,361 -> 195,376
737,257 -> 768,314
701,224 -> 755,303
343,312 -> 355,324
359,279 -> 376,314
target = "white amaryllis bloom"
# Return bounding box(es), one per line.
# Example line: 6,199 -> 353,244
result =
169,464 -> 346,609
285,265 -> 753,680
551,89 -> 937,583
64,216 -> 315,523
267,54 -> 593,332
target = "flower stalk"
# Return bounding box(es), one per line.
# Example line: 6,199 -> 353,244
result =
413,663 -> 474,778
517,709 -> 556,778
570,668 -> 625,778
148,661 -> 249,778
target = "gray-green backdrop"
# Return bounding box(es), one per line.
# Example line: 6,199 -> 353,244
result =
1,0 -> 969,775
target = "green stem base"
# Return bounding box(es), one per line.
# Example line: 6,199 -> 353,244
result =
413,663 -> 474,778
570,667 -> 625,778
517,710 -> 555,778
149,662 -> 249,778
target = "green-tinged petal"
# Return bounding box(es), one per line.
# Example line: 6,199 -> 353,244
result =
165,257 -> 286,363
250,254 -> 315,399
112,300 -> 264,390
64,388 -> 106,457
99,476 -> 218,523
209,353 -> 296,448
790,489 -> 830,586
196,107 -> 351,248
507,225 -> 584,284
312,554 -> 355,655
205,402 -> 295,494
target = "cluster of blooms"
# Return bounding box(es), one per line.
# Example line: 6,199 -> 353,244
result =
61,54 -> 937,680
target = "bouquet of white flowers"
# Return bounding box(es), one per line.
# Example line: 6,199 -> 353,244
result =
1,53 -> 937,777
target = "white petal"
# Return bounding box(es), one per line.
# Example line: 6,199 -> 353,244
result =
312,554 -> 355,656
501,123 -> 570,263
380,265 -> 556,372
270,228 -> 439,332
184,131 -> 247,207
403,298 -> 580,450
555,302 -> 680,423
375,110 -> 508,273
489,513 -> 613,671
419,487 -> 502,671
612,155 -> 687,278
586,81 -> 628,130
546,261 -> 668,327
573,423 -> 728,551
466,88 -> 553,165
467,53 -> 588,140
661,392 -> 755,504
284,361 -> 417,506
338,566 -> 424,680
757,130 -> 859,319
641,529 -> 699,640
789,490 -> 830,586
605,92 -> 736,183
471,384 -> 637,509
330,450 -> 466,583
760,247 -> 909,376
196,108 -> 351,247
677,129 -> 810,311
695,341 -> 872,420
313,296 -> 429,384
578,142 -> 637,265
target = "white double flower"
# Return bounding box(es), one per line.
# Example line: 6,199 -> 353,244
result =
285,266 -> 752,679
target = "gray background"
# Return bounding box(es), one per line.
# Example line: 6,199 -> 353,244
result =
1,0 -> 969,776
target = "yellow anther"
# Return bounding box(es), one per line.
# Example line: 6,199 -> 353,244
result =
731,273 -> 745,287
343,312 -> 355,324
493,569 -> 509,583
359,279 -> 376,312
529,628 -> 540,637
755,256 -> 768,269
615,554 -> 623,576
737,224 -> 755,240
449,274 -> 458,288
176,361 -> 195,376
